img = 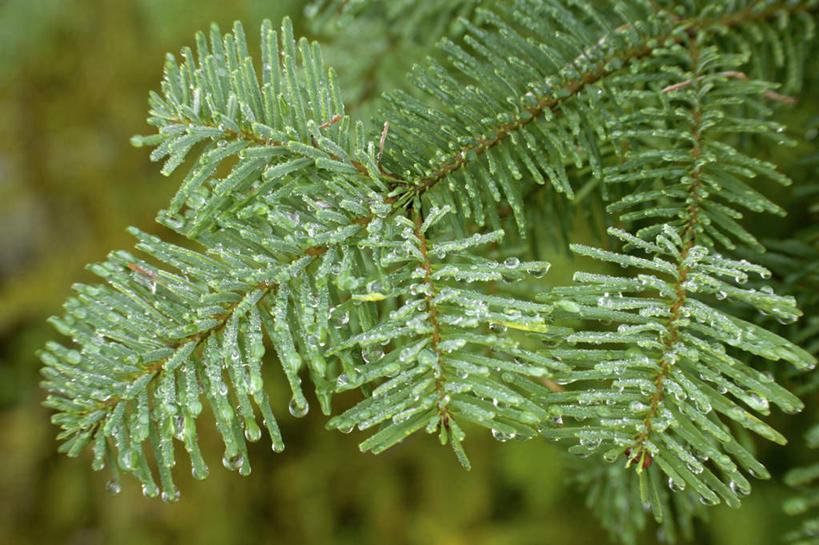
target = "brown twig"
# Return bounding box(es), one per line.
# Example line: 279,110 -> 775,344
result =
378,121 -> 389,169
663,71 -> 797,104
539,377 -> 566,393
318,114 -> 342,130
127,263 -> 156,279
413,209 -> 451,428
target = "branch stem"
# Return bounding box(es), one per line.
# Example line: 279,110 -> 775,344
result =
413,209 -> 451,426
630,36 -> 706,465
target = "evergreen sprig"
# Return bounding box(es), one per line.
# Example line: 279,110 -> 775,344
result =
38,2 -> 819,543
325,205 -> 561,466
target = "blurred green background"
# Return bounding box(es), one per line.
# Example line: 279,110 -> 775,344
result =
0,1 -> 813,544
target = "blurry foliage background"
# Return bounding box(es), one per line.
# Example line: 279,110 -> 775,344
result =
0,1 -> 816,544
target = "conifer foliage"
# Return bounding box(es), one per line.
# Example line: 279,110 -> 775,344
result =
40,0 -> 819,542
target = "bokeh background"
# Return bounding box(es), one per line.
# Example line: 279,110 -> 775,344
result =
0,1 -> 815,544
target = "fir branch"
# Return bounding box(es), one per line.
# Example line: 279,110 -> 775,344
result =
384,0 -> 818,230
37,3 -> 819,531
325,205 -> 563,465
629,35 -> 708,468
548,30 -> 816,520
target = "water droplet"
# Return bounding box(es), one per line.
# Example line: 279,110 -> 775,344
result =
746,392 -> 769,412
105,480 -> 121,495
399,348 -> 413,363
141,483 -> 157,498
729,480 -> 751,496
504,257 -> 520,269
289,397 -> 309,418
489,322 -> 507,334
698,494 -> 718,505
244,425 -> 261,442
686,462 -> 704,474
491,429 -> 515,442
528,265 -> 549,278
161,490 -> 181,503
338,423 -> 354,434
776,314 -> 798,325
579,437 -> 602,449
173,415 -> 185,439
122,451 -> 133,470
222,453 -> 245,471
